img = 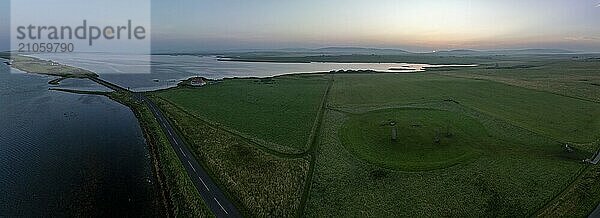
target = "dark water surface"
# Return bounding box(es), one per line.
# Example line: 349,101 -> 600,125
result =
0,64 -> 162,216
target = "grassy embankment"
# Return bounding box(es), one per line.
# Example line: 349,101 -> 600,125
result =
107,91 -> 213,217
149,74 -> 331,216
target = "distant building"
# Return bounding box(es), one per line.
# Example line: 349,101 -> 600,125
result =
190,77 -> 207,86
50,61 -> 60,66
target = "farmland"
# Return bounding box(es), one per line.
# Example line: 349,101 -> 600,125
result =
440,59 -> 600,103
306,71 -> 598,216
329,73 -> 600,143
150,56 -> 600,216
148,95 -> 311,217
154,74 -> 330,153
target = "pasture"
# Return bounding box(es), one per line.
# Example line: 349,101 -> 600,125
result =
154,74 -> 329,154
152,57 -> 600,216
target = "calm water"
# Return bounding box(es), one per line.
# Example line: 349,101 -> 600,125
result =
0,64 -> 162,216
34,53 -> 474,91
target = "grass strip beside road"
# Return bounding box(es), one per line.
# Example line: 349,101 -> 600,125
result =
108,91 -> 213,217
150,94 -> 309,217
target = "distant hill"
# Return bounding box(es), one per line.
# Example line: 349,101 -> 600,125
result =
488,48 -> 574,55
434,49 -> 483,56
434,48 -> 574,56
310,47 -> 573,56
163,47 -> 577,58
220,47 -> 414,58
314,47 -> 413,55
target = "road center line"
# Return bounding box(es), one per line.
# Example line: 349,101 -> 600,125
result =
199,177 -> 210,191
188,161 -> 196,172
214,197 -> 228,214
179,147 -> 187,157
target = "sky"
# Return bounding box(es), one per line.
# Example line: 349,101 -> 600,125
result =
151,0 -> 600,52
2,0 -> 600,52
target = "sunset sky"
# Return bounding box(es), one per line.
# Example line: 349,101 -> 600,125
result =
2,0 -> 600,52
151,0 -> 600,52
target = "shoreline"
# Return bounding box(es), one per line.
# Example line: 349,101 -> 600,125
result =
48,88 -> 173,216
6,55 -> 207,216
106,92 -> 174,217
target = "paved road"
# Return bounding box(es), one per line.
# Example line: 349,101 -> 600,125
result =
88,76 -> 240,217
590,204 -> 600,218
588,150 -> 600,218
591,150 -> 600,165
134,93 -> 241,218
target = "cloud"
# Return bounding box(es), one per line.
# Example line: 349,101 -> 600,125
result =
596,3 -> 600,7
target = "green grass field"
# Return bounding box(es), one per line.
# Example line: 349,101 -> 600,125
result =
155,74 -> 329,153
340,108 -> 485,171
330,73 -> 600,143
306,107 -> 588,217
441,59 -> 600,103
150,96 -> 310,217
151,57 -> 600,216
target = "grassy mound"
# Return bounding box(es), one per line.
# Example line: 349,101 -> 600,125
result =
340,108 -> 484,171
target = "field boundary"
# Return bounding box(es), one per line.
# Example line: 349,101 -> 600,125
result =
298,75 -> 334,217
532,165 -> 589,217
304,77 -> 336,153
